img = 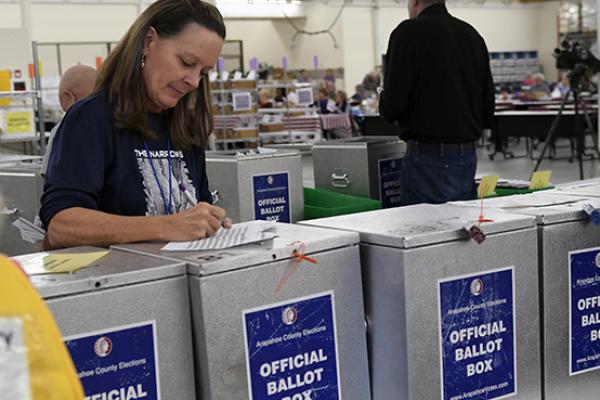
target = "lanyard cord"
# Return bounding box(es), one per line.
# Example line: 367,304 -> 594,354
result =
144,137 -> 173,215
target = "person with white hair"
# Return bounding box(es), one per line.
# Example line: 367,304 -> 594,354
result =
41,64 -> 97,175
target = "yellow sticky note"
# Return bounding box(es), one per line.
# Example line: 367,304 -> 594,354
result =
42,251 -> 109,274
6,111 -> 33,134
530,170 -> 552,190
477,175 -> 499,198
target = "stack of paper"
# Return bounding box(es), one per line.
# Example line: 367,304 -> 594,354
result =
162,220 -> 276,251
12,217 -> 45,244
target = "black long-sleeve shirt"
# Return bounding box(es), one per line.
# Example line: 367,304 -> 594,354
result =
379,3 -> 495,144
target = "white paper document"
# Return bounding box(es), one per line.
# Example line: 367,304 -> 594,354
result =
12,217 -> 45,244
0,318 -> 32,400
161,220 -> 276,251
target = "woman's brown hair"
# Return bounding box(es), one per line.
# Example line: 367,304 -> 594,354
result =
95,0 -> 226,150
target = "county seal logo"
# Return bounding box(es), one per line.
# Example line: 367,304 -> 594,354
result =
267,176 -> 274,185
470,278 -> 484,296
94,336 -> 113,358
282,306 -> 298,325
595,252 -> 600,268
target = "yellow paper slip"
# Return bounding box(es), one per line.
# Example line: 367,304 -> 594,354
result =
42,251 -> 109,274
477,175 -> 499,198
529,170 -> 552,190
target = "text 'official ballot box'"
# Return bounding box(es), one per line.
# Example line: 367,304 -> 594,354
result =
453,192 -> 600,399
13,247 -> 196,400
112,223 -> 371,400
300,204 -> 541,400
0,160 -> 43,256
206,150 -> 304,223
312,136 -> 406,208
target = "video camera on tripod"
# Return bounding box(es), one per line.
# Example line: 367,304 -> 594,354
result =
531,40 -> 600,180
554,40 -> 600,85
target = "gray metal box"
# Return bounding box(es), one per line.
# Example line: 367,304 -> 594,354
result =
206,150 -> 304,223
13,247 -> 196,399
453,191 -> 600,399
553,178 -> 600,197
312,136 -> 406,207
301,204 -> 541,400
113,223 -> 371,400
0,160 -> 43,256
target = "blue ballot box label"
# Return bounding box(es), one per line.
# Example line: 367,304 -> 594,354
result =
378,158 -> 402,208
438,267 -> 516,400
243,291 -> 341,400
64,321 -> 160,400
569,246 -> 600,375
253,172 -> 291,223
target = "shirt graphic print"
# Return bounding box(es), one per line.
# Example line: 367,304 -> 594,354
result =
134,148 -> 197,215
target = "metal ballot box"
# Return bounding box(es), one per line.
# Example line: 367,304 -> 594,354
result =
262,143 -> 315,188
13,247 -> 196,399
0,160 -> 43,256
206,150 -> 304,223
312,136 -> 406,208
453,192 -> 600,399
113,223 -> 371,400
553,178 -> 600,197
301,204 -> 541,400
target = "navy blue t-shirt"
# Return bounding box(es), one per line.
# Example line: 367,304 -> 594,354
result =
40,92 -> 211,228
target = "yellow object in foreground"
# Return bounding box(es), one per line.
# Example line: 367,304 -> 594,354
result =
530,170 -> 552,190
0,254 -> 84,399
477,175 -> 499,198
43,251 -> 109,274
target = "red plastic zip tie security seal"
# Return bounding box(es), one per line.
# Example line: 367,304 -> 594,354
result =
274,241 -> 318,295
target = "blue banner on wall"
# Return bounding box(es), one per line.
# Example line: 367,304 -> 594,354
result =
378,158 -> 402,208
65,321 -> 160,400
570,247 -> 600,375
253,172 -> 291,223
439,268 -> 516,400
243,292 -> 340,400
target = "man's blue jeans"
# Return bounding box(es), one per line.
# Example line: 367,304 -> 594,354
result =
400,141 -> 477,206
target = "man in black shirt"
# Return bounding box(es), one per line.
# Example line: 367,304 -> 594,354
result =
380,0 -> 495,205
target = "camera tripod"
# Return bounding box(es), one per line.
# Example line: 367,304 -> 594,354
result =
532,87 -> 600,180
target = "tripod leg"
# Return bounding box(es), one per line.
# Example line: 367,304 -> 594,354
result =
580,102 -> 600,159
532,90 -> 571,174
573,92 -> 585,180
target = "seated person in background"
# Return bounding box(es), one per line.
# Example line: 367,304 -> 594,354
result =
335,90 -> 350,114
551,73 -> 570,99
274,87 -> 287,105
324,80 -> 336,98
41,65 -> 97,175
362,70 -> 381,95
41,0 -> 231,250
258,88 -> 273,108
286,87 -> 298,107
497,84 -> 511,101
297,69 -> 310,83
324,68 -> 336,89
351,84 -> 364,104
529,73 -> 551,99
313,88 -> 336,114
522,73 -> 535,86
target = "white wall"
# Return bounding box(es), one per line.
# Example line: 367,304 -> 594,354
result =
538,1 -> 560,81
0,1 -> 562,89
341,7 -> 374,95
225,2 -> 343,70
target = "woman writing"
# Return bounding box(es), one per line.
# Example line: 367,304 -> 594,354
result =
41,0 -> 231,249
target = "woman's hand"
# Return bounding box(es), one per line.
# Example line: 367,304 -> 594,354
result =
159,202 -> 232,241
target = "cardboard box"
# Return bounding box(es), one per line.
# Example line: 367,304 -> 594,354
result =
259,123 -> 285,133
231,80 -> 256,90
